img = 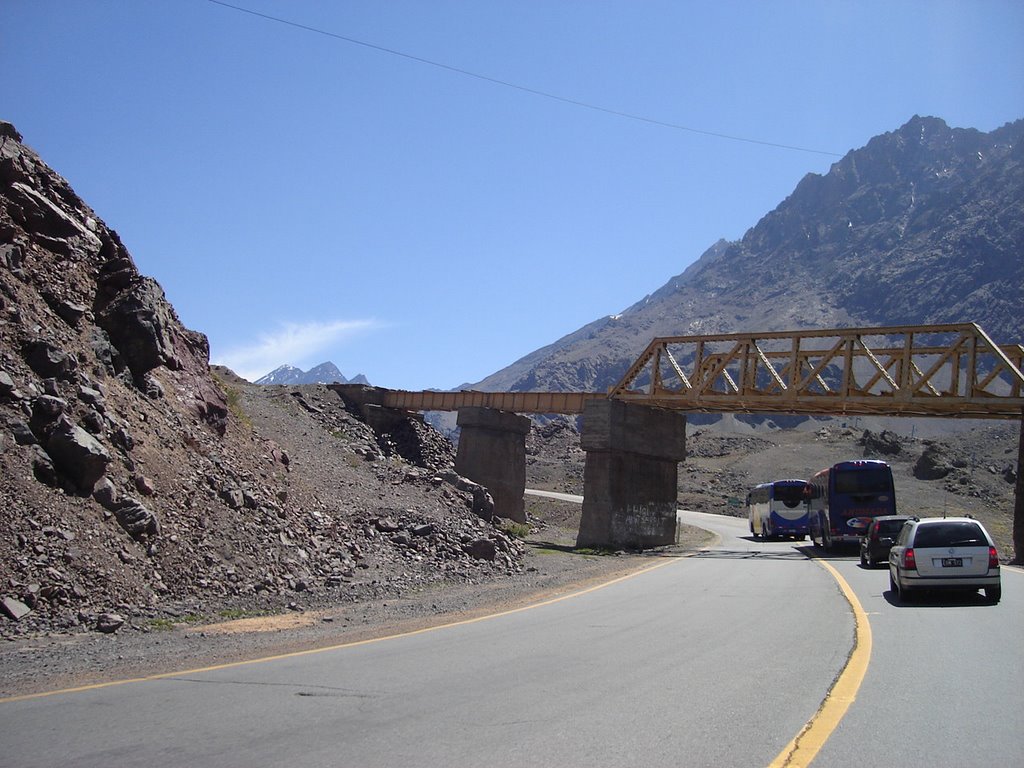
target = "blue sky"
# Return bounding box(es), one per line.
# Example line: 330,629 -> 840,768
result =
5,1 -> 1023,388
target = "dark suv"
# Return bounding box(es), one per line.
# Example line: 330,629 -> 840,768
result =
889,516 -> 1001,602
859,515 -> 911,568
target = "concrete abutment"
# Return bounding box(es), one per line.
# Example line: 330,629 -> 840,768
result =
577,400 -> 687,550
455,406 -> 531,523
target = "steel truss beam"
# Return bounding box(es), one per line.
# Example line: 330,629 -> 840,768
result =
609,323 -> 1024,419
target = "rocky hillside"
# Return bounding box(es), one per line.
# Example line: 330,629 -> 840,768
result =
477,116 -> 1024,394
0,122 -> 527,636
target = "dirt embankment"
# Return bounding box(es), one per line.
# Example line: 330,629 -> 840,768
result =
0,498 -> 712,699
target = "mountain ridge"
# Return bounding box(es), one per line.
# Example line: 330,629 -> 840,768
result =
254,362 -> 368,386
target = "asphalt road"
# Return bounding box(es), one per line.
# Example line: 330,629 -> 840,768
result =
1,505 -> 1019,767
800,530 -> 1024,766
676,507 -> 1024,767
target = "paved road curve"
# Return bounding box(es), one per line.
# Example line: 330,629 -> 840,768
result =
1,505 -> 1019,767
676,507 -> 1024,767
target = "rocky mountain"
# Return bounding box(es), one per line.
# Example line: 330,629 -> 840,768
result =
476,116 -> 1024,394
0,121 -> 528,636
254,362 -> 368,386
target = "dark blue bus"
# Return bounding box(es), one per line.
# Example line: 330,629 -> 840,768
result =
806,460 -> 897,551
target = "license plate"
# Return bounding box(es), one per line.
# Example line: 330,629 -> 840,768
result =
942,557 -> 963,567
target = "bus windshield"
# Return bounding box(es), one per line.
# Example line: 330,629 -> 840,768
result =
834,467 -> 891,495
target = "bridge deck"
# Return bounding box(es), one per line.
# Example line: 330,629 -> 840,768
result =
353,389 -> 605,415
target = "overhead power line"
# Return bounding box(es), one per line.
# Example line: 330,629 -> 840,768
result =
207,0 -> 843,158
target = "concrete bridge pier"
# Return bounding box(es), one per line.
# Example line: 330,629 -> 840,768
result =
455,406 -> 531,523
577,399 -> 687,550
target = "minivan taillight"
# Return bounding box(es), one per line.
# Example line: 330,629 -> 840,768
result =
989,547 -> 999,569
903,548 -> 916,570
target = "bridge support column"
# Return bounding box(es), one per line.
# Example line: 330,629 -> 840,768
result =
577,400 -> 687,550
455,406 -> 531,523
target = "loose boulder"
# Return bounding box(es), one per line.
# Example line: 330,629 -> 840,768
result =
110,497 -> 160,540
861,429 -> 902,457
95,613 -> 125,634
463,538 -> 497,561
45,416 -> 112,492
914,443 -> 954,480
1,596 -> 32,621
23,339 -> 76,380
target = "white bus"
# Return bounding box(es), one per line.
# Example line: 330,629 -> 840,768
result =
747,479 -> 810,540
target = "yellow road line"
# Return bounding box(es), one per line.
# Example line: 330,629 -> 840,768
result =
0,556 -> 682,704
769,559 -> 873,768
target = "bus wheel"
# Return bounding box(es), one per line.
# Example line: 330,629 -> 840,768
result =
823,528 -> 833,552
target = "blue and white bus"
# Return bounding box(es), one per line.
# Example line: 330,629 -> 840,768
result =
806,460 -> 897,550
747,479 -> 810,540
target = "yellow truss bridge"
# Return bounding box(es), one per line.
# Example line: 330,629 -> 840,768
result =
360,324 -> 1024,419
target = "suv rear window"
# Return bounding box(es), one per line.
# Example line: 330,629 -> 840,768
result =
913,522 -> 986,548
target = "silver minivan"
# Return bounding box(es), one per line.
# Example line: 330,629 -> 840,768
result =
889,516 -> 1001,603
